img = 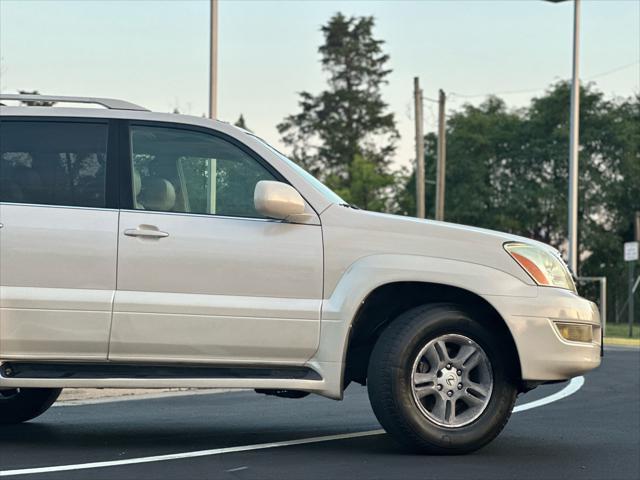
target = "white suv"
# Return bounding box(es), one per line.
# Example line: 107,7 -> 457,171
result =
0,95 -> 601,453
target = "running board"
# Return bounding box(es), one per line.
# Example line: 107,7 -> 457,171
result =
0,362 -> 321,381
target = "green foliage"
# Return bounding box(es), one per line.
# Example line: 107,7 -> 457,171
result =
18,90 -> 55,107
604,323 -> 640,340
398,82 -> 639,320
394,132 -> 438,217
325,154 -> 397,211
277,13 -> 398,210
234,114 -> 250,132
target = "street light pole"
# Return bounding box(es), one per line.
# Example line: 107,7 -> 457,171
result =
567,0 -> 581,275
546,0 -> 581,274
435,89 -> 447,221
209,0 -> 218,119
414,77 -> 425,219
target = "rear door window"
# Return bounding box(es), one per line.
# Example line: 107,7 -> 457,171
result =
0,121 -> 108,208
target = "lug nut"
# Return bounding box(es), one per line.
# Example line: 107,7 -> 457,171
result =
457,369 -> 462,375
447,390 -> 453,397
437,385 -> 443,391
446,363 -> 451,369
457,383 -> 463,390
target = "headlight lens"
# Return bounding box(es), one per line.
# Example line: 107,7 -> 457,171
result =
504,243 -> 576,292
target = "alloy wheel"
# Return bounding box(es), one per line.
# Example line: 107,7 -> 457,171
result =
411,334 -> 493,428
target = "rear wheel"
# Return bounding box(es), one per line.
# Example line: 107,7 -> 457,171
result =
367,303 -> 517,454
0,388 -> 62,424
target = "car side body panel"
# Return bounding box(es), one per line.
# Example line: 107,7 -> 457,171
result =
304,204 -> 600,398
110,210 -> 323,364
0,204 -> 118,359
307,253 -> 537,399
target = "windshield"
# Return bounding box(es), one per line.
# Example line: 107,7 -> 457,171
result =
250,135 -> 345,205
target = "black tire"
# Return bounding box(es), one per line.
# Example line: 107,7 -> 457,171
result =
0,388 -> 62,424
367,303 -> 517,454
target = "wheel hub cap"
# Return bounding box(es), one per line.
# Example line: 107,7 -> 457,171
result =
440,368 -> 460,389
411,333 -> 494,428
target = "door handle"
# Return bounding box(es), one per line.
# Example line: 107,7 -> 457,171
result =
124,226 -> 169,239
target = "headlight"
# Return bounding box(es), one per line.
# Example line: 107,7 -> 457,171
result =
504,242 -> 576,292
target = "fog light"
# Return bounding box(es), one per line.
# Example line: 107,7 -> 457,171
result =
555,322 -> 593,343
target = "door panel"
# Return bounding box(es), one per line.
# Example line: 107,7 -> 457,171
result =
0,205 -> 118,359
111,211 -> 323,363
110,124 -> 323,364
0,119 -> 117,360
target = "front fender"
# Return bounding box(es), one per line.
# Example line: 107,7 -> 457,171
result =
312,253 -> 536,365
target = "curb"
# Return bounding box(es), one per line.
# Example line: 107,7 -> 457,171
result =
604,337 -> 640,347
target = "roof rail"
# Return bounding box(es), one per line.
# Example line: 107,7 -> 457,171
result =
0,94 -> 148,111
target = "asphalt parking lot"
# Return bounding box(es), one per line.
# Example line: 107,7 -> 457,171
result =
1,347 -> 638,480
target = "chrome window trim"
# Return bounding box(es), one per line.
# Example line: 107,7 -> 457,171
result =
117,208 -> 318,225
0,202 -> 118,213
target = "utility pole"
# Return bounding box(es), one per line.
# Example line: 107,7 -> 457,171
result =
209,0 -> 218,119
633,212 -> 640,337
600,276 -> 607,335
625,232 -> 639,337
435,89 -> 447,221
567,0 -> 581,275
414,77 -> 425,219
630,260 -> 635,338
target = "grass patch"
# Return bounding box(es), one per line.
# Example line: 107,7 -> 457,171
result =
605,323 -> 640,339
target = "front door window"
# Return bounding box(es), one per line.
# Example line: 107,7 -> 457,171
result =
130,126 -> 276,218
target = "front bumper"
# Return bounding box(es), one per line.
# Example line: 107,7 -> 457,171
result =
487,287 -> 601,381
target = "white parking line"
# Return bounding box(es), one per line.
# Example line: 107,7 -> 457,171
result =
226,466 -> 248,473
512,376 -> 584,413
0,376 -> 585,478
0,430 -> 386,478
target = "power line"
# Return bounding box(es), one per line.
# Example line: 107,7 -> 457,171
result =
448,60 -> 639,100
586,60 -> 639,80
450,86 -> 543,99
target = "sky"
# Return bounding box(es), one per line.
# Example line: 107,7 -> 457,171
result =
1,0 -> 638,168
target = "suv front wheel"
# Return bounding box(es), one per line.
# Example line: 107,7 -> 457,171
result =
0,388 -> 62,424
367,303 -> 517,454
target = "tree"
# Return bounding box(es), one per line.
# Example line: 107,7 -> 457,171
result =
397,82 -> 639,322
234,114 -> 250,132
579,92 -> 639,322
18,90 -> 55,107
394,132 -> 438,217
277,13 -> 399,210
325,153 -> 397,211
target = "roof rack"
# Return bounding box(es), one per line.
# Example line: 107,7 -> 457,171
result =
0,94 -> 148,112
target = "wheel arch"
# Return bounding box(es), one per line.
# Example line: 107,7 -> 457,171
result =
341,281 -> 523,390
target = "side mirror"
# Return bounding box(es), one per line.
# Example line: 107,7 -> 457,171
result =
254,180 -> 306,220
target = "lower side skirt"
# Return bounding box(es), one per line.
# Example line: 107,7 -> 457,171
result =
0,362 -> 322,381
